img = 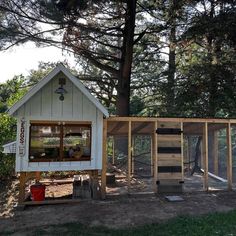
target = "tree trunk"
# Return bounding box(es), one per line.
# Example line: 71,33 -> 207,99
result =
116,0 -> 136,116
207,1 -> 218,117
166,0 -> 177,116
166,24 -> 176,115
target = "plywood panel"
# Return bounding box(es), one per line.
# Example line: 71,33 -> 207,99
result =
158,141 -> 181,147
28,161 -> 94,171
24,101 -> 31,116
72,86 -> 83,119
62,78 -> 73,117
82,96 -> 96,121
41,80 -> 52,117
158,160 -> 182,166
157,173 -> 182,180
157,135 -> 181,142
30,90 -> 41,116
95,110 -> 103,169
158,122 -> 181,129
158,153 -> 182,160
17,104 -> 25,117
52,76 -> 62,117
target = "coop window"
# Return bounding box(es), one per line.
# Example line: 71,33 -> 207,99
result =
29,122 -> 91,162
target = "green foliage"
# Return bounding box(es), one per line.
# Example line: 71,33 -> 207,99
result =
0,72 -> 27,179
0,0 -> 236,117
130,95 -> 145,115
0,114 -> 16,179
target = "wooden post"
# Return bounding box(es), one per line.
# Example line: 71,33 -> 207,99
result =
203,122 -> 209,191
90,170 -> 100,199
180,122 -> 184,181
213,131 -> 219,176
227,122 -> 232,190
101,119 -> 107,199
153,121 -> 158,193
35,172 -> 41,182
187,136 -> 191,175
150,136 -> 153,177
200,141 -> 204,169
131,135 -> 135,175
19,172 -> 26,204
112,137 -> 115,165
128,121 -> 132,192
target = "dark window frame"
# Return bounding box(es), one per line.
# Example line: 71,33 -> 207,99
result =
29,122 -> 92,162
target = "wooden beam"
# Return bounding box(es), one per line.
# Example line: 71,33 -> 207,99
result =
227,122 -> 232,190
107,116 -> 236,124
128,121 -> 132,192
22,199 -> 81,206
153,121 -> 158,193
101,119 -> 107,199
203,122 -> 209,191
132,122 -> 149,134
108,122 -> 125,134
213,131 -> 219,176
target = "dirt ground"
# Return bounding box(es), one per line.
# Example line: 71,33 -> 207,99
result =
1,178 -> 236,235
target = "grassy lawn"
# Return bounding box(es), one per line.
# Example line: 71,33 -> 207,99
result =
5,210 -> 236,236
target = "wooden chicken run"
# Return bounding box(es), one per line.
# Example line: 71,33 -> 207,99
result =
3,64 -> 236,204
102,117 -> 235,197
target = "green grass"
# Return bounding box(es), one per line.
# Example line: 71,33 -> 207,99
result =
5,210 -> 236,236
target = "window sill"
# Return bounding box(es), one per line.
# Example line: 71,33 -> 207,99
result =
29,157 -> 91,162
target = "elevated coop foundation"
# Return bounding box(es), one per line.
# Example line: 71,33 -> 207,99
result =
101,117 -> 236,197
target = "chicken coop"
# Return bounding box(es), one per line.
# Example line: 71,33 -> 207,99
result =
3,64 -> 236,204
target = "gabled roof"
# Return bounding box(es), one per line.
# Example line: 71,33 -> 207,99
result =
2,141 -> 16,154
8,63 -> 109,117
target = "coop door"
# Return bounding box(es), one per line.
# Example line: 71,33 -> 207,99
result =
132,135 -> 152,177
156,122 -> 183,182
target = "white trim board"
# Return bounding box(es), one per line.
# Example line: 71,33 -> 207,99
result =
8,63 -> 109,117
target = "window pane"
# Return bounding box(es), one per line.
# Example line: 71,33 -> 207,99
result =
29,125 -> 60,160
63,125 -> 91,159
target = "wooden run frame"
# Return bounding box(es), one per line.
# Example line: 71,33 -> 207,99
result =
100,116 -> 236,198
18,116 -> 236,203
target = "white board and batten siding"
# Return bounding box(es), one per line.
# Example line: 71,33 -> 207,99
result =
9,65 -> 108,172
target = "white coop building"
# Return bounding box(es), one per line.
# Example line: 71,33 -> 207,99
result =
8,63 -> 108,173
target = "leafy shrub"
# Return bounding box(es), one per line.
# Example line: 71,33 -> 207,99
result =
0,154 -> 15,180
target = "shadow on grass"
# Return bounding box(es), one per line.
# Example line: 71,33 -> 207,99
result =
4,210 -> 236,236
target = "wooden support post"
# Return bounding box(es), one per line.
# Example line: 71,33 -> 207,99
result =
112,137 -> 115,165
101,119 -> 107,199
19,172 -> 36,204
187,136 -> 191,175
150,136 -> 154,177
128,121 -> 132,192
131,135 -> 135,175
213,131 -> 219,176
35,172 -> 41,182
19,172 -> 26,204
90,170 -> 100,199
203,122 -> 209,191
153,121 -> 158,193
180,122 -> 184,181
200,141 -> 204,169
227,122 -> 232,190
